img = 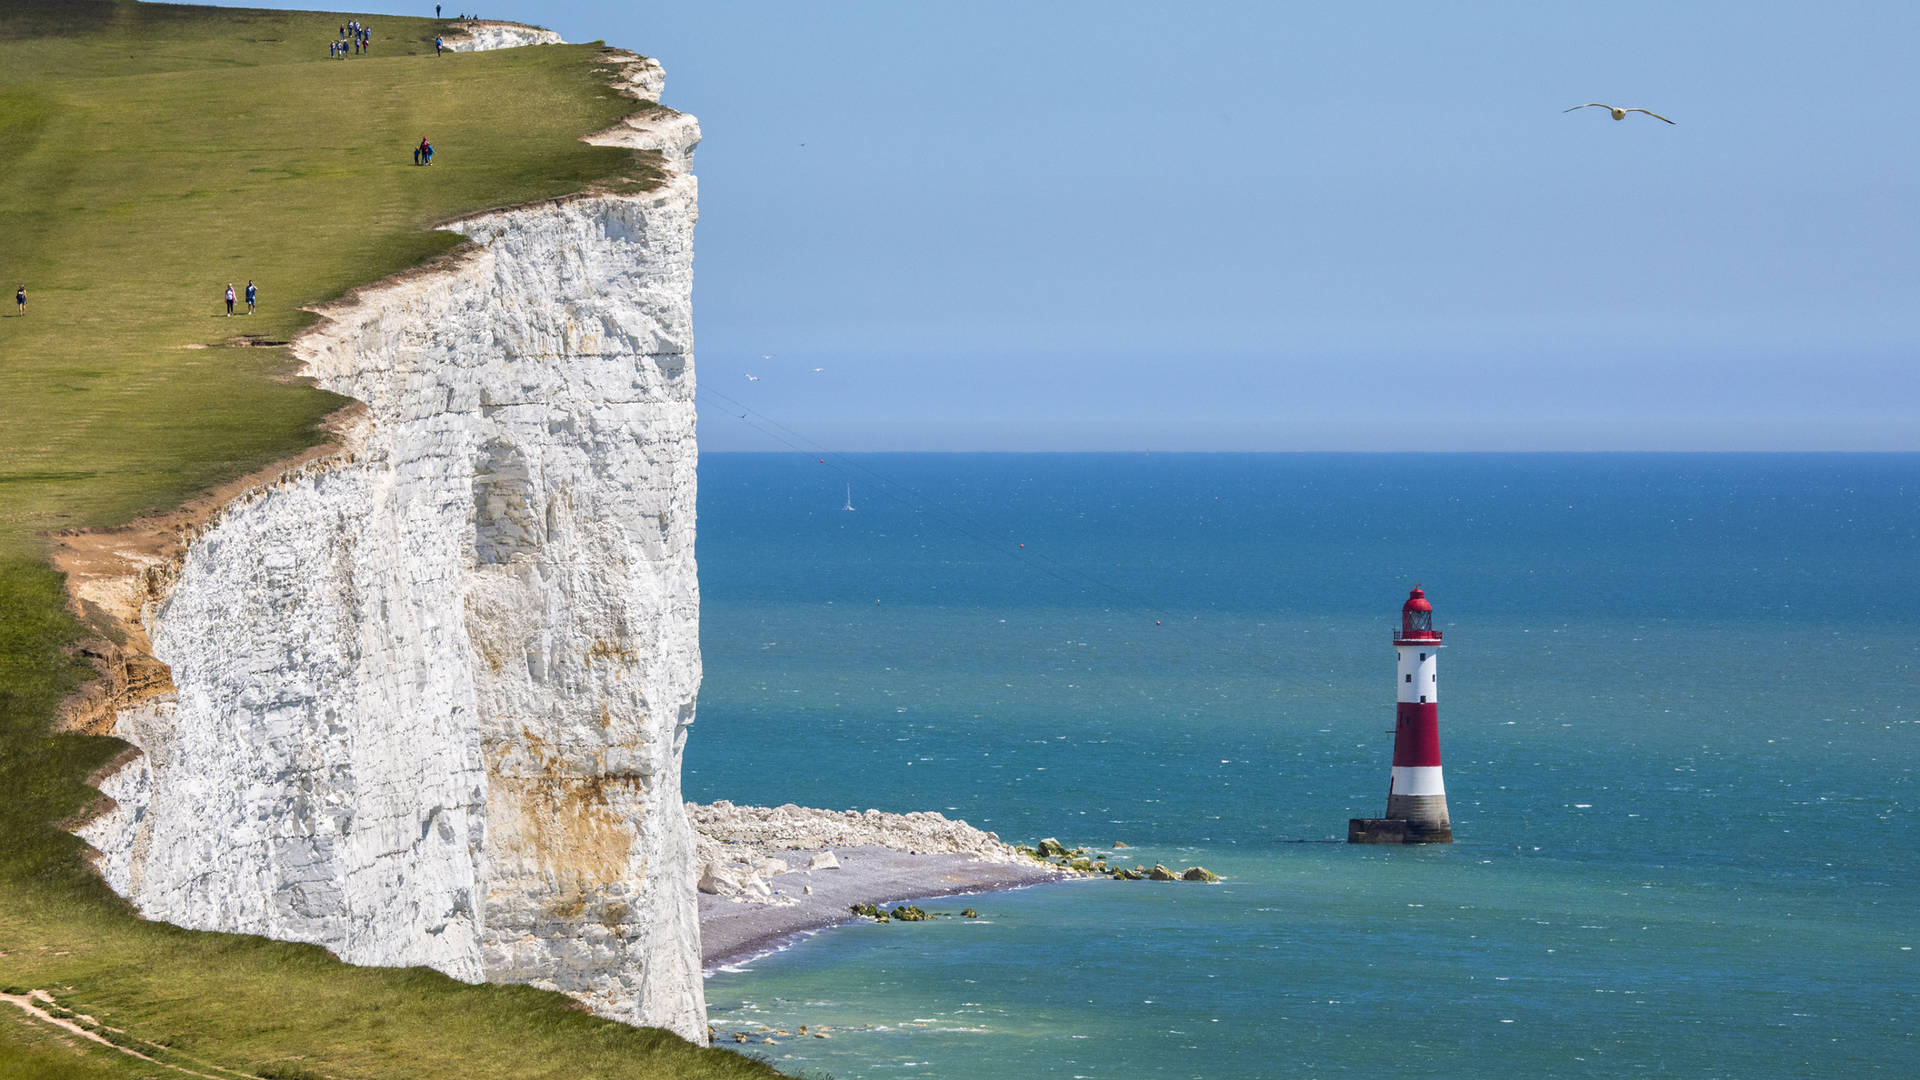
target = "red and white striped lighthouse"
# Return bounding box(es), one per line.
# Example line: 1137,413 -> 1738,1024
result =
1350,585 -> 1454,844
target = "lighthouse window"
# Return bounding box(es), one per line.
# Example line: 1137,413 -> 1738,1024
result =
1405,674 -> 1412,683
1419,652 -> 1427,661
1420,695 -> 1428,703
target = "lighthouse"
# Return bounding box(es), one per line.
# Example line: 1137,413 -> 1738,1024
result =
1349,586 -> 1454,844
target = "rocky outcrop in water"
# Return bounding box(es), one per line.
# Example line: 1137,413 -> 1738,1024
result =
689,801 -> 1037,905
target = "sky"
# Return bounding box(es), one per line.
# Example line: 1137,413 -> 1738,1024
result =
223,1 -> 1918,449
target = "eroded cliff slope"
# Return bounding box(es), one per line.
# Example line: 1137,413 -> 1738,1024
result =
74,41 -> 709,1040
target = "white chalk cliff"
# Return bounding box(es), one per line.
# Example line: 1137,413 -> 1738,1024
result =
75,36 -> 709,1040
444,20 -> 565,52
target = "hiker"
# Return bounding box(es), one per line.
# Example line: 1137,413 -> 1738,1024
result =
413,145 -> 420,165
15,286 -> 23,315
245,280 -> 256,314
435,35 -> 443,55
224,284 -> 236,316
436,4 -> 441,16
420,136 -> 434,165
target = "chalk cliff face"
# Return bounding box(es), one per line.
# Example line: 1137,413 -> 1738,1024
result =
444,20 -> 565,52
76,44 -> 707,1040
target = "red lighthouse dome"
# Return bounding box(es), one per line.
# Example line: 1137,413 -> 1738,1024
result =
1396,586 -> 1442,645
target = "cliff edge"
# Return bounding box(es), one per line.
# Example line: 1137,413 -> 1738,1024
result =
68,34 -> 710,1040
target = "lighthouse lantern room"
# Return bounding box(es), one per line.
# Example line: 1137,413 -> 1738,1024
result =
1349,586 -> 1455,844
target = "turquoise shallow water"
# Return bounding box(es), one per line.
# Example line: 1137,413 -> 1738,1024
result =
687,454 -> 1917,1078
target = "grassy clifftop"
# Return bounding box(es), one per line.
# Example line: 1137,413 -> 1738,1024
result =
0,3 -> 767,1076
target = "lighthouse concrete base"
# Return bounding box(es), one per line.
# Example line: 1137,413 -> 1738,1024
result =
1347,818 -> 1454,845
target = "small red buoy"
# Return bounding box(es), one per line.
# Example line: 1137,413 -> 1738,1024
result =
1018,543 -> 1025,548
818,458 -> 825,463
1155,620 -> 1161,625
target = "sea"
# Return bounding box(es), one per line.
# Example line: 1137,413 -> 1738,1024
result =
685,453 -> 1917,1079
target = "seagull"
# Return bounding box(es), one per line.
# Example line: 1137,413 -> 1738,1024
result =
811,367 -> 824,373
1564,103 -> 1674,124
760,353 -> 773,360
744,373 -> 760,381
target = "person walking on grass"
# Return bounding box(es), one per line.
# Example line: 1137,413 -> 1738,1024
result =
435,35 -> 443,55
245,280 -> 256,314
225,284 -> 235,316
15,286 -> 23,315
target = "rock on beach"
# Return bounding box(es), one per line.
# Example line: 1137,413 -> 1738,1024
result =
690,801 -> 1077,967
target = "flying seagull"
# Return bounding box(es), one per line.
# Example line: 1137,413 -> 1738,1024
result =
744,373 -> 760,381
1564,103 -> 1674,124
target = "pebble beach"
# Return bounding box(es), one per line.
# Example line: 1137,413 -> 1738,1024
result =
689,801 -> 1077,969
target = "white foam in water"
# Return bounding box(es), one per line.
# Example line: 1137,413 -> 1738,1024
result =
704,929 -> 823,976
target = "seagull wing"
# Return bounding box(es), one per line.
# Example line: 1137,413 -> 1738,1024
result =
1563,103 -> 1612,113
1626,108 -> 1675,124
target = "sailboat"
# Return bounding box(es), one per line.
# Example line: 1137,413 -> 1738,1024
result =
843,483 -> 855,511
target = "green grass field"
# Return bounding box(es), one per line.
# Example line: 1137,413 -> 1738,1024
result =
0,3 -> 777,1076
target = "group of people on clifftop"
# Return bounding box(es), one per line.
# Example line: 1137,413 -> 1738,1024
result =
330,20 -> 373,58
327,11 -> 485,60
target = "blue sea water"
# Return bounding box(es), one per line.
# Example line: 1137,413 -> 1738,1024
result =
687,453 -> 1918,1079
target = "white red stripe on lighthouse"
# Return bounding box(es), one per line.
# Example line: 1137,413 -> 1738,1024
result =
1392,643 -> 1443,794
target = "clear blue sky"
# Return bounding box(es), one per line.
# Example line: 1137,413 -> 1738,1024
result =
235,2 -> 1919,449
